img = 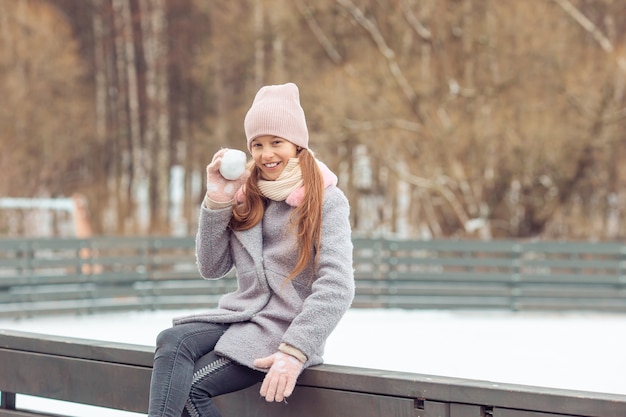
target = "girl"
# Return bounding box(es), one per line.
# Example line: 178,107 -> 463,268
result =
147,83 -> 354,417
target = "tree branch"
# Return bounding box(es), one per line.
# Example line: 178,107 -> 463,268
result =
343,118 -> 422,133
335,0 -> 425,122
551,0 -> 625,73
294,0 -> 343,65
401,0 -> 432,41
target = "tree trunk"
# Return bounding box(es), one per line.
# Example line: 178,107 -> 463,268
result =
113,0 -> 146,233
140,0 -> 170,233
254,0 -> 264,85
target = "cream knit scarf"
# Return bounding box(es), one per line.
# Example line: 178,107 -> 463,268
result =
258,158 -> 303,201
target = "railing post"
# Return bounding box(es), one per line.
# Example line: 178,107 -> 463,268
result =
372,237 -> 385,280
148,237 -> 161,310
510,242 -> 523,312
1,391 -> 17,410
620,244 -> 626,291
24,239 -> 34,283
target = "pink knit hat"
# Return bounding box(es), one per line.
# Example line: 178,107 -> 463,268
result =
244,83 -> 309,151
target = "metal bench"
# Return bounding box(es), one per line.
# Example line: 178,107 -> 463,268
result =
1,329 -> 625,417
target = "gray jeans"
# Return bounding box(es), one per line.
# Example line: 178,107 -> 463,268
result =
148,322 -> 264,417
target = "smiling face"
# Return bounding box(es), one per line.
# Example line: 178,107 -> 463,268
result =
250,135 -> 299,180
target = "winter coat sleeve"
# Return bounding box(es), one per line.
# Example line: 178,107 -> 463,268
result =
195,205 -> 235,279
280,186 -> 355,362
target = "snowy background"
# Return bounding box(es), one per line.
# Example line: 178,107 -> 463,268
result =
1,308 -> 625,416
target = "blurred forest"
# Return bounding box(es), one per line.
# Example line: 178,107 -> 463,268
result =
1,0 -> 625,239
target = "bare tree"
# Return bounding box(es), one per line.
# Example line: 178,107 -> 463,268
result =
4,0 -> 626,239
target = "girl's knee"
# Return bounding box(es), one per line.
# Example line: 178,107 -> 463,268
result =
155,325 -> 192,352
155,326 -> 177,348
154,323 -> 227,357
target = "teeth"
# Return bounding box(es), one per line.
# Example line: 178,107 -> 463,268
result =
265,162 -> 279,168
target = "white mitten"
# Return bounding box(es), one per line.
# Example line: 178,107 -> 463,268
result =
254,352 -> 304,402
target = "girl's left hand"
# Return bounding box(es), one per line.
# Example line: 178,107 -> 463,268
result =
253,352 -> 303,402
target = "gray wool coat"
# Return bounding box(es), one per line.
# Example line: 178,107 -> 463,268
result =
173,185 -> 355,371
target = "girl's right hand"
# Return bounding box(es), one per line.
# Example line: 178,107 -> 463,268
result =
205,149 -> 249,205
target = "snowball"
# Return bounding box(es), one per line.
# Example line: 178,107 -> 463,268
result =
219,149 -> 247,180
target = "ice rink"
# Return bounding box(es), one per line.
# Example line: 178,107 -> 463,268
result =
1,308 -> 625,416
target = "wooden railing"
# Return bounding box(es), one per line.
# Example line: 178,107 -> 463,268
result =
1,329 -> 625,417
352,238 -> 626,311
1,237 -> 626,317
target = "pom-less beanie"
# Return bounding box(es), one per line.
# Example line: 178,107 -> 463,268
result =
244,83 -> 309,151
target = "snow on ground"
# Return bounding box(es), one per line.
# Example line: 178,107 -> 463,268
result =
1,308 -> 625,416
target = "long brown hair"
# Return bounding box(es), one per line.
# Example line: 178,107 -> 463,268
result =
230,149 -> 324,282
